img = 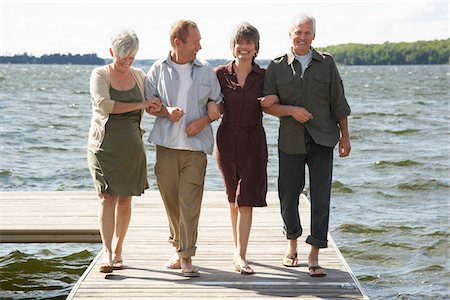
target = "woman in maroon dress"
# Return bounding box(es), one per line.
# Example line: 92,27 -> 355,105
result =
215,23 -> 278,275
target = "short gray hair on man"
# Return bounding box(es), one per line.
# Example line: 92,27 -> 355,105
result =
290,14 -> 316,35
110,29 -> 139,58
230,22 -> 260,59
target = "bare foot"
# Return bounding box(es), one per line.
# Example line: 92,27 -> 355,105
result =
234,256 -> 254,275
112,253 -> 123,270
308,246 -> 326,277
283,240 -> 299,267
166,253 -> 181,269
99,249 -> 113,273
181,257 -> 199,277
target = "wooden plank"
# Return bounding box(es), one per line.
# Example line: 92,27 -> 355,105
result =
0,191 -> 368,299
0,191 -> 100,241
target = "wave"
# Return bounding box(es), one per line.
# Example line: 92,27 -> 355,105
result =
374,191 -> 401,199
430,231 -> 449,238
73,90 -> 89,95
412,264 -> 444,273
356,112 -> 408,117
422,239 -> 449,256
398,179 -> 449,191
338,223 -> 387,234
32,87 -> 53,92
0,249 -> 96,299
28,146 -> 70,152
357,274 -> 380,282
332,180 -> 354,193
374,160 -> 421,167
379,242 -> 415,250
339,247 -> 396,263
384,129 -> 419,135
0,169 -> 13,175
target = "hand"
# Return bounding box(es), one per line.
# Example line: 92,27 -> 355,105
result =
145,97 -> 162,113
258,95 -> 279,108
290,107 -> 313,123
338,136 -> 351,157
207,101 -> 221,121
167,107 -> 184,122
186,118 -> 207,136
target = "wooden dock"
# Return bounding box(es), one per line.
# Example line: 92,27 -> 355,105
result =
0,191 -> 368,299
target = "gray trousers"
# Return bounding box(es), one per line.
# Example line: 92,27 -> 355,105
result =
278,132 -> 333,248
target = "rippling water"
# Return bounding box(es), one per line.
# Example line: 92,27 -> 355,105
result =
0,63 -> 449,299
0,243 -> 101,299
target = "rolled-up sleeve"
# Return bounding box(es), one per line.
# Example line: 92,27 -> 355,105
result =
89,68 -> 114,113
329,58 -> 351,122
144,65 -> 159,99
263,61 -> 278,96
208,65 -> 223,103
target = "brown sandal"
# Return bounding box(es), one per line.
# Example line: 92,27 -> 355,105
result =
99,261 -> 114,273
308,265 -> 327,277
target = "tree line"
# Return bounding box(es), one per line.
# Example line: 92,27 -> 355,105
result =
1,39 -> 448,65
317,39 -> 449,65
0,53 -> 104,65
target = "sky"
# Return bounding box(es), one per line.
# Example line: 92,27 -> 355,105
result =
0,0 -> 448,60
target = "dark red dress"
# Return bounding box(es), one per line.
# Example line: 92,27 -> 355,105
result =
215,62 -> 268,207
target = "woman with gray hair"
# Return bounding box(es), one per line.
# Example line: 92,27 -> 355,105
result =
88,29 -> 161,273
215,23 -> 278,275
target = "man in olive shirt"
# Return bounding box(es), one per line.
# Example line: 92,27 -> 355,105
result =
263,14 -> 351,277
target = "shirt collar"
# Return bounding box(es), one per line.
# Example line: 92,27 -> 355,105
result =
287,47 -> 323,65
225,60 -> 265,75
163,51 -> 204,67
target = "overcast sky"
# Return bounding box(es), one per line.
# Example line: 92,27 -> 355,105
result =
0,0 -> 448,59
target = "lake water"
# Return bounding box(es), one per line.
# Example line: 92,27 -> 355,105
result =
0,63 -> 449,299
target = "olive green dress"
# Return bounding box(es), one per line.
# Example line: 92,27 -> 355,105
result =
88,84 -> 148,196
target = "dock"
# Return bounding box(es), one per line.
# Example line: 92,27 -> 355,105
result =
0,191 -> 368,299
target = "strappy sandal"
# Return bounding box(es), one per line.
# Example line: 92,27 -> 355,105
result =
234,263 -> 255,275
282,252 -> 299,267
112,259 -> 123,270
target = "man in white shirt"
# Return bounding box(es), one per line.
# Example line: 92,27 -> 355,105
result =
145,19 -> 222,277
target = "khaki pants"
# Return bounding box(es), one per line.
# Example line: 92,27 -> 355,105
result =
155,145 -> 207,258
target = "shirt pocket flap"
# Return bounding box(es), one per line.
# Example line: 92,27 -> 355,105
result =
198,84 -> 211,102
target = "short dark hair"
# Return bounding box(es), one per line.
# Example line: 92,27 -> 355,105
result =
230,22 -> 260,59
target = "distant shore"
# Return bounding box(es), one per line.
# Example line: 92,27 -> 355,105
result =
1,39 -> 448,65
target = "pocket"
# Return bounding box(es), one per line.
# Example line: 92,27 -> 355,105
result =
277,79 -> 298,104
198,84 -> 211,103
312,76 -> 330,98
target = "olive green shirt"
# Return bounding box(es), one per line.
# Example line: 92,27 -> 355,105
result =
264,48 -> 351,154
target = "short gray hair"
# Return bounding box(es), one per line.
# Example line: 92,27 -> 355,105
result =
230,22 -> 260,59
290,14 -> 316,35
110,29 -> 139,58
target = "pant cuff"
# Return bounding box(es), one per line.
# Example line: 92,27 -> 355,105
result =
178,246 -> 197,258
284,228 -> 302,240
306,235 -> 328,248
168,237 -> 179,249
